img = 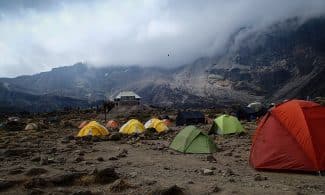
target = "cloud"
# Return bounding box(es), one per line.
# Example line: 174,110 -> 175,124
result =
0,0 -> 325,77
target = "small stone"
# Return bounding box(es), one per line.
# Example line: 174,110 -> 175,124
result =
109,179 -> 134,192
8,166 -> 24,175
25,168 -> 48,176
224,152 -> 232,156
150,185 -> 184,195
27,188 -> 45,195
207,155 -> 217,162
223,168 -> 234,177
75,156 -> 85,163
97,157 -> 104,162
129,172 -> 137,178
78,151 -> 85,156
31,156 -> 41,162
40,157 -> 48,165
254,174 -> 268,181
49,172 -> 84,186
188,180 -> 194,184
211,185 -> 221,193
72,190 -> 92,195
117,149 -> 128,158
229,178 -> 235,182
109,132 -> 122,141
0,179 -> 17,191
24,178 -> 48,189
144,179 -> 157,186
109,157 -> 118,161
95,167 -> 119,184
202,168 -> 214,176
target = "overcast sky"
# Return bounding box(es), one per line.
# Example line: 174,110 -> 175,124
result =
0,0 -> 325,77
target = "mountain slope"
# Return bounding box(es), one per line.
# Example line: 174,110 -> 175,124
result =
1,17 -> 324,111
0,83 -> 91,113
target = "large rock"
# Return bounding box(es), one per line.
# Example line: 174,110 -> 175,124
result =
1,121 -> 25,131
48,172 -> 85,186
25,168 -> 48,176
25,123 -> 39,131
150,185 -> 184,195
110,179 -> 134,192
24,178 -> 49,189
0,179 -> 18,191
109,132 -> 122,141
95,167 -> 119,184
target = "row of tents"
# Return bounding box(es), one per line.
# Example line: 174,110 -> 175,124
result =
76,99 -> 325,172
77,118 -> 171,137
173,100 -> 325,172
77,114 -> 246,137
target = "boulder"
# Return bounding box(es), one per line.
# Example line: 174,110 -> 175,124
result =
95,167 -> 119,184
109,132 -> 122,141
110,179 -> 135,192
25,168 -> 48,176
25,123 -> 39,131
48,172 -> 85,186
150,185 -> 184,195
0,179 -> 17,191
24,178 -> 49,189
72,190 -> 93,195
1,121 -> 25,131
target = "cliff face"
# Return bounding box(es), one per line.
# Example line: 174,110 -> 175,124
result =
206,18 -> 325,101
0,17 -> 324,111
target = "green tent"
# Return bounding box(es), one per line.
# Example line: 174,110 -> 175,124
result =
169,125 -> 217,153
210,114 -> 244,135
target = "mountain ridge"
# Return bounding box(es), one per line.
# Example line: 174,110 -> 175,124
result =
1,17 -> 325,112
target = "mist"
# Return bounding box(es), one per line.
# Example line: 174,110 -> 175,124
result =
0,0 -> 325,77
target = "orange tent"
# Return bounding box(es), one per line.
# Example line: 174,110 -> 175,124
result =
106,120 -> 119,129
78,121 -> 89,129
162,119 -> 172,126
250,100 -> 325,172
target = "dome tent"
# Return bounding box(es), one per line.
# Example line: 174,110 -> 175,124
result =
144,118 -> 168,133
106,120 -> 119,129
170,125 -> 217,154
250,100 -> 325,172
209,114 -> 244,135
77,121 -> 109,137
119,119 -> 145,134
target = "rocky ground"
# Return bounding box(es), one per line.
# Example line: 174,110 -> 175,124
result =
0,109 -> 324,195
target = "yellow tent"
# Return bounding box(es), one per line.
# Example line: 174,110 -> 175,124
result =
144,118 -> 168,133
77,121 -> 109,137
119,119 -> 145,134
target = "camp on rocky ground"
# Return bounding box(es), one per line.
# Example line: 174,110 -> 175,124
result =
1,3 -> 325,193
0,99 -> 325,194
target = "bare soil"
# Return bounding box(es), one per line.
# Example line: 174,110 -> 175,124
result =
0,111 -> 324,195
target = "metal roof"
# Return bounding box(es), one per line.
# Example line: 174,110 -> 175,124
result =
115,91 -> 141,99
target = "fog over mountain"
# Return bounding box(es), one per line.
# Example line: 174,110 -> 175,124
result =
1,0 -> 325,77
